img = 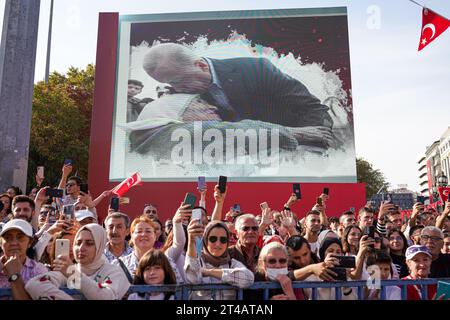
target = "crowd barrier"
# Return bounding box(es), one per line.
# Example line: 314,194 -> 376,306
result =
1,278 -> 449,300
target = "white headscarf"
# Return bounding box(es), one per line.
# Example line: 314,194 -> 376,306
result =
75,223 -> 108,276
118,93 -> 198,132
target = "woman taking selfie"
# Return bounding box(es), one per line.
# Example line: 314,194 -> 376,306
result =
25,224 -> 130,300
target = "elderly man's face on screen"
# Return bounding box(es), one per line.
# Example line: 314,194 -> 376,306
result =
143,43 -> 212,94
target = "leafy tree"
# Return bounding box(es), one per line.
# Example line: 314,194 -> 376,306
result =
27,65 -> 94,190
356,157 -> 389,200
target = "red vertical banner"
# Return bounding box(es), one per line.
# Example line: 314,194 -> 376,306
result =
426,160 -> 433,200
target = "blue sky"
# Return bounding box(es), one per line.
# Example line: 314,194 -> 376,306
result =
1,0 -> 449,192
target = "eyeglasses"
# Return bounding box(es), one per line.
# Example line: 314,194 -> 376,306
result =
266,258 -> 288,265
241,226 -> 259,232
145,209 -> 157,214
40,210 -> 49,216
420,235 -> 443,242
389,236 -> 403,241
208,236 -> 228,244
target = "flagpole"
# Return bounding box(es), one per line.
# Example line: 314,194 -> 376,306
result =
408,0 -> 424,8
408,0 -> 450,20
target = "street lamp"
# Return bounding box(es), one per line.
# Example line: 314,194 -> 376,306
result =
437,174 -> 448,187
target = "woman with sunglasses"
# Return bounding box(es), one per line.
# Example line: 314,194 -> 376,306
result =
184,219 -> 254,300
250,242 -> 298,300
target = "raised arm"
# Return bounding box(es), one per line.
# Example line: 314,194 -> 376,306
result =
436,201 -> 450,230
211,185 -> 227,222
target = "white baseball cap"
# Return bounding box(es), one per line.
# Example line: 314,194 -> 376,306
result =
75,209 -> 97,222
0,219 -> 33,237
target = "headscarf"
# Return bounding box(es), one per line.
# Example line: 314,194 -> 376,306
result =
201,221 -> 231,267
319,238 -> 343,262
317,229 -> 338,247
74,223 -> 108,276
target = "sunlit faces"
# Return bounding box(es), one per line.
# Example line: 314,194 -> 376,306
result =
264,249 -> 288,272
406,253 -> 431,279
143,265 -> 165,285
237,218 -> 259,246
12,202 -> 33,222
377,263 -> 392,280
305,214 -> 321,233
341,214 -> 356,228
420,229 -> 443,257
442,236 -> 450,254
347,227 -> 361,247
287,243 -> 311,269
359,212 -> 374,227
0,229 -> 32,259
143,205 -> 158,219
388,213 -> 403,229
389,231 -> 405,253
206,227 -> 228,257
324,243 -> 343,256
65,179 -> 80,196
0,196 -> 11,211
74,230 -> 96,265
132,222 -> 156,250
105,217 -> 129,246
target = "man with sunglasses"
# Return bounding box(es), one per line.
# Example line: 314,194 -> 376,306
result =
228,214 -> 261,273
419,226 -> 450,278
57,163 -> 82,207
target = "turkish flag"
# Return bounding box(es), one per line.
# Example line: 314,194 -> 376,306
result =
111,172 -> 142,197
418,8 -> 450,51
438,186 -> 450,202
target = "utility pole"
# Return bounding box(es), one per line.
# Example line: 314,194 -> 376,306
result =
0,0 -> 41,193
45,0 -> 54,83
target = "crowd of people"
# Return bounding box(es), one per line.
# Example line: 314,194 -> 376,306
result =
0,163 -> 449,300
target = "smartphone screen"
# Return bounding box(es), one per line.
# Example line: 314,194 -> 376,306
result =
198,176 -> 206,191
192,208 -> 202,221
55,239 -> 70,258
260,202 -> 269,210
183,193 -> 197,209
64,158 -> 73,166
80,183 -> 88,194
110,197 -> 120,211
232,204 -> 241,212
218,176 -> 227,193
63,205 -> 74,221
293,183 -> 301,200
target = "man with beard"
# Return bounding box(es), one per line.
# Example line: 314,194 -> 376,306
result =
104,212 -> 132,262
302,210 -> 322,259
11,196 -> 38,232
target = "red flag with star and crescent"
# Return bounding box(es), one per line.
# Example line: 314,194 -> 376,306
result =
418,7 -> 450,51
438,186 -> 450,203
111,172 -> 142,197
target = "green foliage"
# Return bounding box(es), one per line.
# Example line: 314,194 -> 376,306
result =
356,157 -> 389,200
27,65 -> 94,190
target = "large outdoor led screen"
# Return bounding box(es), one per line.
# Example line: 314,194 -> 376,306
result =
111,7 -> 356,182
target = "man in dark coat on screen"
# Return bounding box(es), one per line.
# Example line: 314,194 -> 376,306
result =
142,43 -> 334,148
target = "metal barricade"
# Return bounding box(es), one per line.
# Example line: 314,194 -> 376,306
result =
1,278 -> 448,300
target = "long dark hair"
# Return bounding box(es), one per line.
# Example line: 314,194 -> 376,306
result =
342,225 -> 361,254
133,249 -> 176,300
387,228 -> 408,256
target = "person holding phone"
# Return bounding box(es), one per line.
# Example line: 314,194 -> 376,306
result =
184,220 -> 254,300
302,238 -> 357,300
387,228 -> 409,278
0,193 -> 13,224
0,220 -> 47,300
26,223 -> 130,300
